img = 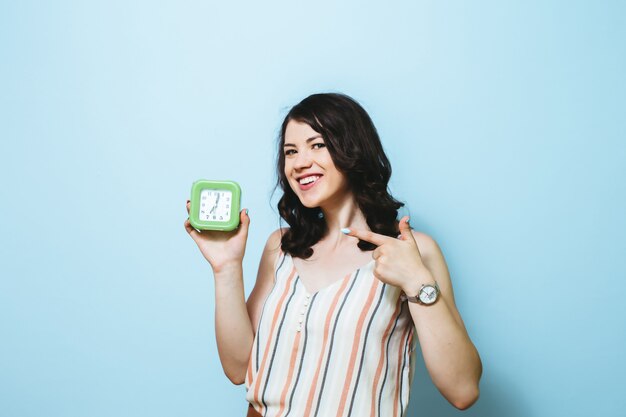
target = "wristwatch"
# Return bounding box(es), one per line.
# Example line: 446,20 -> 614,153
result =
406,281 -> 440,305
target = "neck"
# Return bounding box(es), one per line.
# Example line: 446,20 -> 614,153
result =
319,192 -> 368,248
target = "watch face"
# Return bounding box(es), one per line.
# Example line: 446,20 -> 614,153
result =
199,189 -> 232,222
419,285 -> 438,304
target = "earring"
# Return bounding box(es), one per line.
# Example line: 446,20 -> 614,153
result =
318,212 -> 324,219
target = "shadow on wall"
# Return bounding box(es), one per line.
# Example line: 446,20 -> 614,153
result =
406,354 -> 528,417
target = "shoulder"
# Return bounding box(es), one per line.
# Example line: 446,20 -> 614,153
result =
265,227 -> 288,253
409,229 -> 444,263
256,228 -> 289,280
262,227 -> 289,263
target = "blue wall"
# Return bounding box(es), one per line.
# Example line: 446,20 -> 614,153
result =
1,1 -> 624,416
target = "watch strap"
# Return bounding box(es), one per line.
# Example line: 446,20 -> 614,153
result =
405,294 -> 421,303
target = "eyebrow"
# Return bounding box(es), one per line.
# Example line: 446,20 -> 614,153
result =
283,135 -> 323,148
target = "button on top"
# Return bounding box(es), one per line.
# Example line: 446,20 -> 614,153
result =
298,293 -> 311,332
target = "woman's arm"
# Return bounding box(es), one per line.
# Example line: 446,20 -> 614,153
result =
405,230 -> 482,409
213,228 -> 283,384
185,201 -> 281,384
246,228 -> 285,335
211,262 -> 254,385
342,218 -> 482,409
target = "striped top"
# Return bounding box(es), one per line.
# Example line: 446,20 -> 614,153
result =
245,250 -> 417,417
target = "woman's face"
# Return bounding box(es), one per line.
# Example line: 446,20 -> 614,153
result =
283,119 -> 350,209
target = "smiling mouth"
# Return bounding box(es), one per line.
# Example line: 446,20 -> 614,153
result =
297,175 -> 322,190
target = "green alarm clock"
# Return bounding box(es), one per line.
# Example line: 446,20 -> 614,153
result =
189,180 -> 242,231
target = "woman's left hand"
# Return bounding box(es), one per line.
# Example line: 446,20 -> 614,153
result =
343,216 -> 433,293
346,217 -> 482,409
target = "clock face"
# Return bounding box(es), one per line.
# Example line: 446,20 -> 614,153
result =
419,285 -> 438,304
199,189 -> 232,222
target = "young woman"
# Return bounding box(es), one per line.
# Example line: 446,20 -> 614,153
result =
184,93 -> 482,416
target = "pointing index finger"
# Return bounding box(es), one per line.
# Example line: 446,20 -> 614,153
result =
341,228 -> 395,246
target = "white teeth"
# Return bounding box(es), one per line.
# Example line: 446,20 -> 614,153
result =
299,175 -> 320,185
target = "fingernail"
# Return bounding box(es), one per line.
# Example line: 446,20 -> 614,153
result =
340,228 -> 351,234
245,209 -> 249,215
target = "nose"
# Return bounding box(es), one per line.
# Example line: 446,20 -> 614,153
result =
293,149 -> 313,170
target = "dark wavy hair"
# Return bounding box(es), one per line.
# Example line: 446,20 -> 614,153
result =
275,93 -> 404,259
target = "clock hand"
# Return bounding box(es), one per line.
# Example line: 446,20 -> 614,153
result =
210,193 -> 220,215
208,195 -> 217,214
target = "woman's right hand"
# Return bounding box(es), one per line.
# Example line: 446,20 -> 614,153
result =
184,200 -> 250,274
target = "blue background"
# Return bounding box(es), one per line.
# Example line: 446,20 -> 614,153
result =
1,1 -> 625,416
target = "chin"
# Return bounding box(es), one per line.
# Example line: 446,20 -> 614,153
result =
291,189 -> 320,209
298,198 -> 321,209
